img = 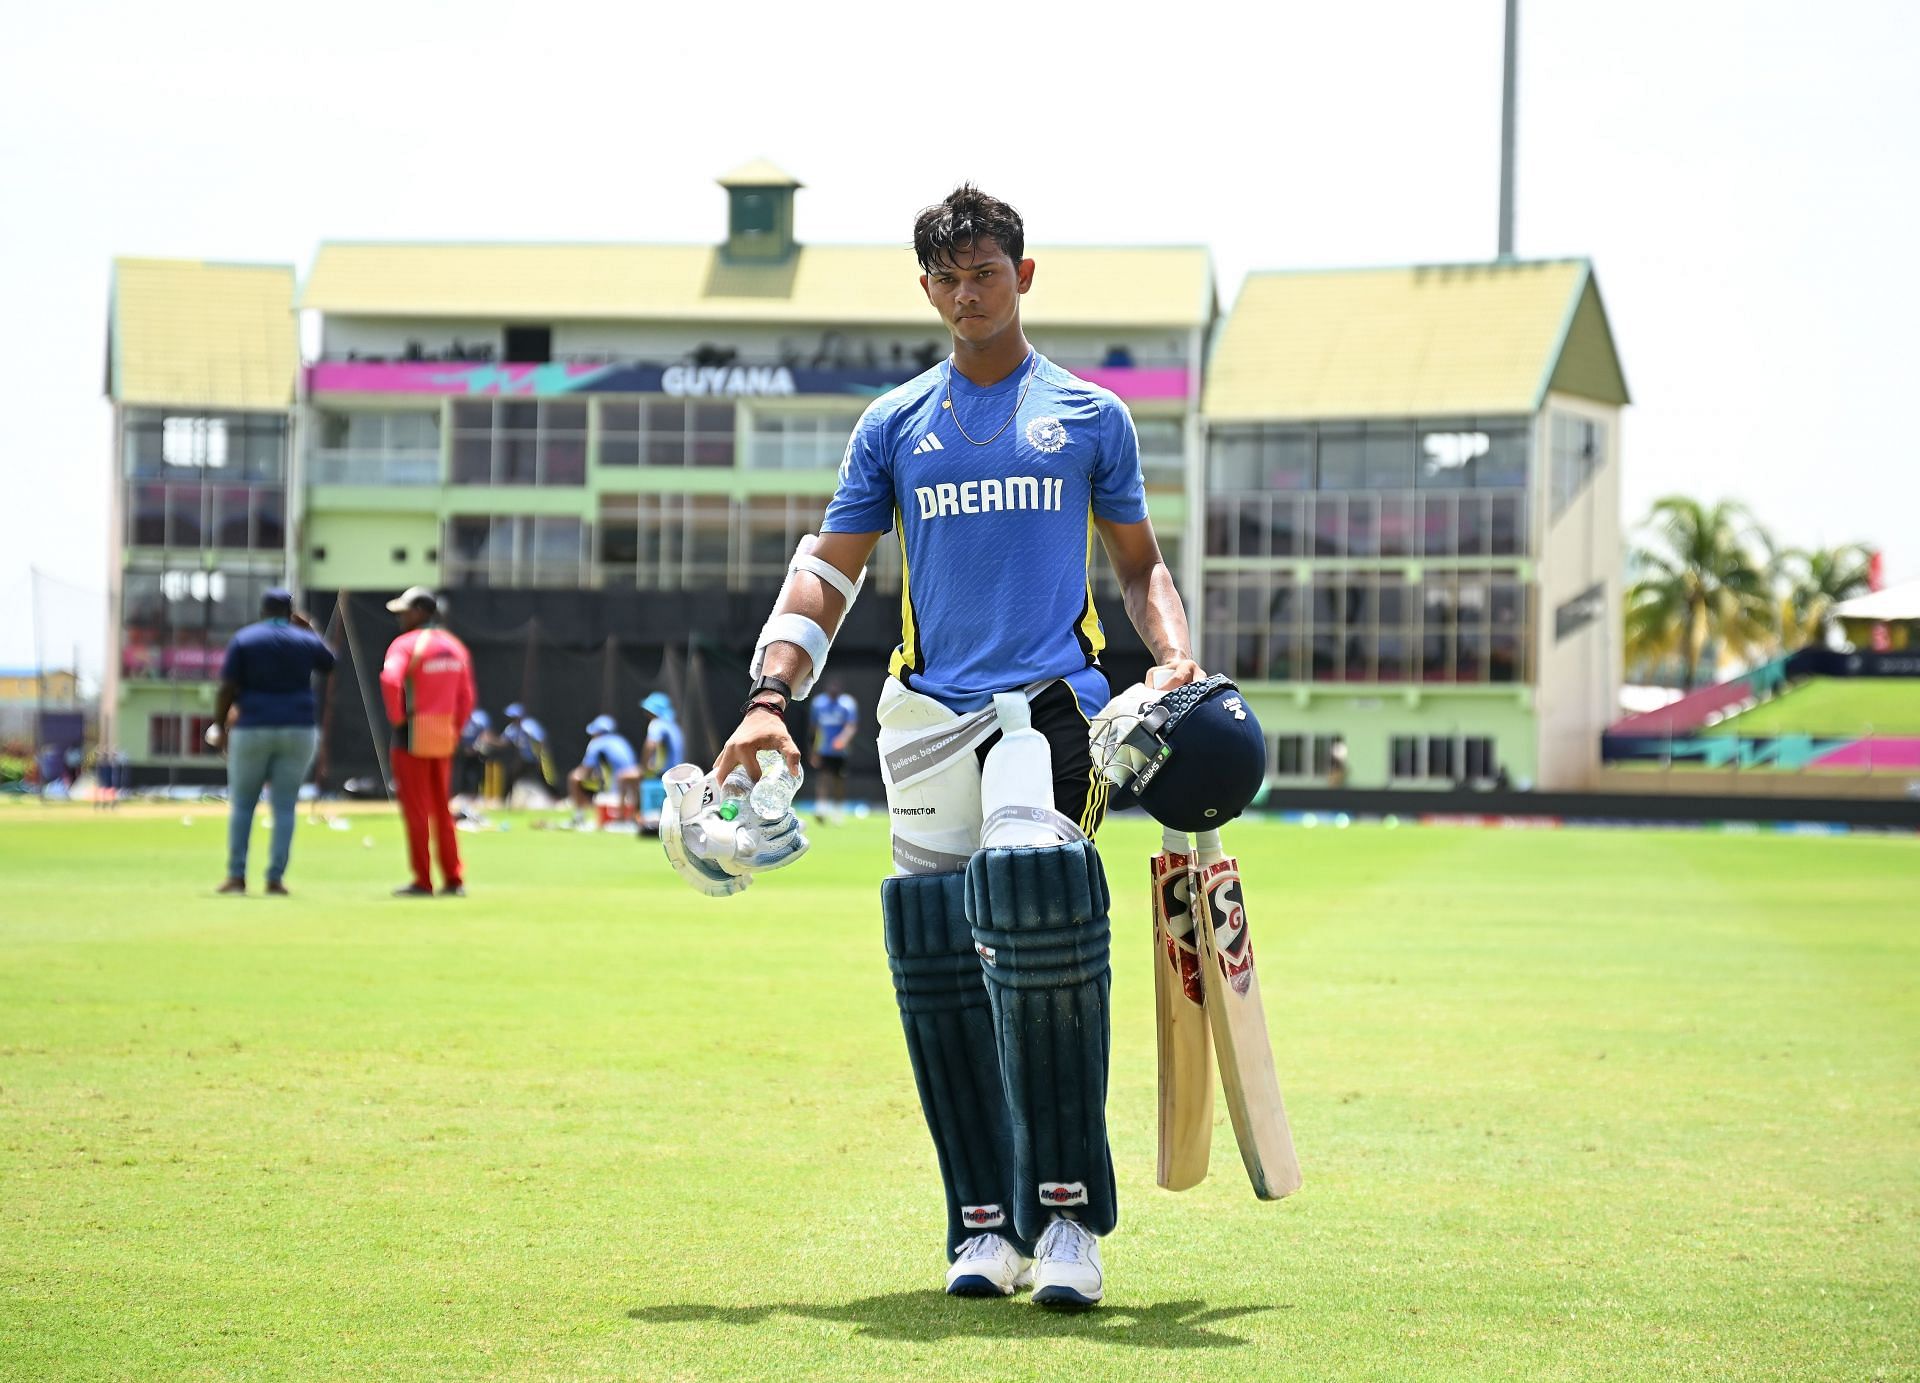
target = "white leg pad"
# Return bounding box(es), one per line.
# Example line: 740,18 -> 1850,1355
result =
878,678 -> 985,875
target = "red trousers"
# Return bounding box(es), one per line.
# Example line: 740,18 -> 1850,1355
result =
392,748 -> 462,889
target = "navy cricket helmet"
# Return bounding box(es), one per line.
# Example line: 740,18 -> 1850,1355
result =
1109,675 -> 1265,832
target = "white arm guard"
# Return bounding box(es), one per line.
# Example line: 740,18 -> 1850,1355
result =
749,535 -> 866,698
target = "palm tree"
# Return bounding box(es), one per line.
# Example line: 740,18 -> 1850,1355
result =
1624,497 -> 1776,688
1770,543 -> 1875,652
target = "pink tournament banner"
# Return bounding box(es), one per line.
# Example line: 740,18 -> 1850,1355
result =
306,360 -> 1191,403
1809,738 -> 1920,770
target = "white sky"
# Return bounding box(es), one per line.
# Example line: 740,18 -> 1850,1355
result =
2,0 -> 1916,671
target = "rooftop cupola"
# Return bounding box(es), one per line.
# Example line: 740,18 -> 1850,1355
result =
718,159 -> 802,265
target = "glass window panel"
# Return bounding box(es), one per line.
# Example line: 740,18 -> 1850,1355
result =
126,421 -> 167,476
1342,574 -> 1374,625
1465,737 -> 1495,779
1378,576 -> 1409,626
1421,493 -> 1455,556
1423,574 -> 1455,629
1490,493 -> 1525,555
1392,737 -> 1420,778
1362,428 -> 1414,489
1377,630 -> 1410,681
1266,627 -> 1299,682
1427,736 -> 1456,779
531,516 -> 582,562
1311,632 -> 1340,681
1418,425 -> 1482,488
1234,632 -> 1262,682
1264,429 -> 1314,489
166,484 -> 203,548
449,517 -> 491,564
1210,431 -> 1261,491
1345,495 -> 1377,556
1273,735 -> 1305,777
600,437 -> 640,468
498,433 -> 538,485
1317,427 -> 1364,491
1310,574 -> 1341,627
240,420 -> 284,481
490,517 -> 521,576
1269,494 -> 1301,557
1490,578 -> 1523,630
499,401 -> 538,432
542,401 -> 587,434
392,413 -> 440,451
1378,494 -> 1415,557
1312,495 -> 1344,557
1421,632 -> 1449,682
1491,633 -> 1522,684
251,485 -> 284,549
1456,576 -> 1489,628
212,486 -> 251,548
1235,496 -> 1268,559
646,433 -> 686,466
600,401 -> 641,433
1205,497 -> 1234,557
450,400 -> 492,431
1479,422 -> 1529,488
1233,571 -> 1264,624
1268,575 -> 1297,629
600,518 -> 639,567
343,413 -> 386,451
451,435 -> 492,484
130,482 -> 167,546
685,497 -> 730,581
1344,629 -> 1375,682
541,435 -> 587,486
1456,632 -> 1488,682
745,497 -> 795,573
1456,492 -> 1488,556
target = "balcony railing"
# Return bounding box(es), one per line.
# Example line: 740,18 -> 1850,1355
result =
309,450 -> 441,487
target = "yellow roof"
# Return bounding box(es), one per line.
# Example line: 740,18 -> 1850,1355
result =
717,158 -> 802,187
108,259 -> 297,410
300,242 -> 1213,329
1204,259 -> 1627,421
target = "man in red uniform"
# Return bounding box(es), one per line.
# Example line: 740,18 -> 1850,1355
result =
379,586 -> 477,897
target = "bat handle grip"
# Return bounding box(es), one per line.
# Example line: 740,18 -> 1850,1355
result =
1194,829 -> 1224,866
1160,824 -> 1190,855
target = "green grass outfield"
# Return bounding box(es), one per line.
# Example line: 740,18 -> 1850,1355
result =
1705,678 -> 1920,738
1,805 -> 1915,1381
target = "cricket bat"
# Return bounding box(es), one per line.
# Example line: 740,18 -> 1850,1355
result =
1150,835 -> 1213,1190
1191,829 -> 1303,1200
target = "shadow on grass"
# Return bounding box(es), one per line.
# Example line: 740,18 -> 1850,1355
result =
628,1293 -> 1282,1348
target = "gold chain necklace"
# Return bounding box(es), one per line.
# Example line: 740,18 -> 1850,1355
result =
941,353 -> 1037,447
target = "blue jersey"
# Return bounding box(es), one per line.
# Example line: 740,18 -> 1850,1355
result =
584,733 -> 637,776
221,619 -> 336,727
644,717 -> 686,771
810,694 -> 858,756
823,353 -> 1148,712
504,717 -> 545,761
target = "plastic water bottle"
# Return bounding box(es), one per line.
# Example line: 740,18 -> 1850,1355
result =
717,766 -> 753,822
749,749 -> 802,822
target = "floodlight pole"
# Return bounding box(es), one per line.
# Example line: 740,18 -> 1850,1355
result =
1499,0 -> 1519,259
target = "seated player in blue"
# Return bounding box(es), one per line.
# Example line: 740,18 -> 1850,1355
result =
567,714 -> 640,829
637,691 -> 685,836
702,185 -> 1230,1310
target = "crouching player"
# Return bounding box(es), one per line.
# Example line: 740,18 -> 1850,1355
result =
671,186 -> 1206,1310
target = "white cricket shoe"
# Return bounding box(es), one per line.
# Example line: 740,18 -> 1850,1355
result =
1031,1216 -> 1103,1309
945,1233 -> 1034,1297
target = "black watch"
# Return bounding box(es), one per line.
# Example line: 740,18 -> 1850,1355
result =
740,674 -> 793,717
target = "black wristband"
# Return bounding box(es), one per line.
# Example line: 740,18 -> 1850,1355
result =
741,674 -> 793,716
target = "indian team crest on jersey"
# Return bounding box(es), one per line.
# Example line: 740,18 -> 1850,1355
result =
1025,415 -> 1068,454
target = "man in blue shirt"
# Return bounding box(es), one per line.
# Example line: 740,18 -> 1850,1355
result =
501,703 -> 553,801
807,680 -> 859,823
638,691 -> 686,834
568,714 -> 639,828
208,588 -> 336,895
709,186 -> 1205,1309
